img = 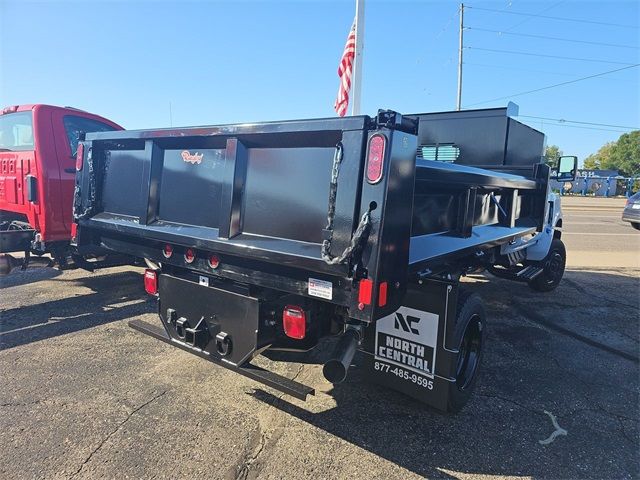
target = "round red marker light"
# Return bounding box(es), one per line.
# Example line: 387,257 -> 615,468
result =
162,244 -> 173,258
208,254 -> 220,269
184,248 -> 195,263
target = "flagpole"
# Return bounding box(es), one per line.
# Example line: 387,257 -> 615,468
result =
351,0 -> 365,116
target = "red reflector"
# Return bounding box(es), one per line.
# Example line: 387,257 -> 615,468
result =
144,269 -> 158,295
70,223 -> 78,239
184,248 -> 195,263
208,254 -> 220,269
366,134 -> 386,184
75,143 -> 84,171
283,305 -> 306,340
358,278 -> 373,305
378,281 -> 388,307
162,244 -> 173,258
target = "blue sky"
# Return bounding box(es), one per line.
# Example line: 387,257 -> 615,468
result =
1,0 -> 638,164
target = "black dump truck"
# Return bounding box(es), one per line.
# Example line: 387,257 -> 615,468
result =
72,106 -> 577,412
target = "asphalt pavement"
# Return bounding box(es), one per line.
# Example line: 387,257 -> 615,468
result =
561,196 -> 640,268
0,196 -> 638,479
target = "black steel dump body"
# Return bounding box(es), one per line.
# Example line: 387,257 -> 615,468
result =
74,108 -> 547,319
73,107 -> 551,408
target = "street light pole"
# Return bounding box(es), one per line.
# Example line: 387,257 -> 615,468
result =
456,3 -> 464,111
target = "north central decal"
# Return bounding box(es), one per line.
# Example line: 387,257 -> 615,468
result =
375,306 -> 439,377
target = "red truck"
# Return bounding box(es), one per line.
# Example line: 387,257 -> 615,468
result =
0,104 -> 122,274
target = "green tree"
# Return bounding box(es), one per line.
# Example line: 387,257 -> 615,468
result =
583,131 -> 639,176
544,145 -> 562,165
609,131 -> 640,176
583,142 -> 615,170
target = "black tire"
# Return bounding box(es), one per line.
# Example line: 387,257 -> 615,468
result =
528,238 -> 566,292
446,290 -> 486,413
632,222 -> 640,231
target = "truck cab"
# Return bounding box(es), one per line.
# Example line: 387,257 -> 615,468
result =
0,104 -> 122,266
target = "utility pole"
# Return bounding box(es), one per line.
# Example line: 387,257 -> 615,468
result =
456,3 -> 464,111
351,0 -> 365,116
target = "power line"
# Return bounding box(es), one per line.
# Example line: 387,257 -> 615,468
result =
465,62 -> 576,77
501,0 -> 564,32
466,46 -> 637,65
479,0 -> 517,21
516,115 -> 639,130
466,5 -> 639,29
466,26 -> 639,49
434,6 -> 461,39
465,63 -> 640,107
463,62 -> 638,80
524,122 -> 630,134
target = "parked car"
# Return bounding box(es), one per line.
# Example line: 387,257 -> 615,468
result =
622,192 -> 640,230
0,104 -> 123,274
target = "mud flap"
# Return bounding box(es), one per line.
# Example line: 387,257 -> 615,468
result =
361,278 -> 460,411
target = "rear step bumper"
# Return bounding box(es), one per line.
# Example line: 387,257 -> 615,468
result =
128,319 -> 315,400
515,264 -> 544,281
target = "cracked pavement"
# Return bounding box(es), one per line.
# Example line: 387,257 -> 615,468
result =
0,198 -> 638,479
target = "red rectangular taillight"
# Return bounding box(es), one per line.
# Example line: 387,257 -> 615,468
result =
366,134 -> 386,184
283,305 -> 306,340
358,278 -> 373,306
75,143 -> 85,171
378,281 -> 388,307
144,269 -> 158,295
70,223 -> 78,239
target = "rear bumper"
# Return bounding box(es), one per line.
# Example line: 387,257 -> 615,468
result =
158,274 -> 263,366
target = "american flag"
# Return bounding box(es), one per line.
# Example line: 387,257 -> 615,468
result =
334,21 -> 356,117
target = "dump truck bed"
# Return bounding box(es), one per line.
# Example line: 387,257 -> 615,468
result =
74,109 -> 549,322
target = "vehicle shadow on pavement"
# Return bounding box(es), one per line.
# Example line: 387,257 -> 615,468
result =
0,271 -> 154,351
0,267 -> 62,288
252,269 -> 639,479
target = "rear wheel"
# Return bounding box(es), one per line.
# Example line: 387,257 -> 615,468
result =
528,238 -> 566,292
446,290 -> 486,413
631,222 -> 640,231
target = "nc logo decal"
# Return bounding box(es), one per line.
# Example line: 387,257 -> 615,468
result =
394,312 -> 420,335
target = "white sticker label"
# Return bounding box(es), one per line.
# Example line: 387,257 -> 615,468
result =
199,275 -> 209,287
375,306 -> 439,378
308,278 -> 333,300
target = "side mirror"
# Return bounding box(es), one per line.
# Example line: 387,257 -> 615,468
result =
552,155 -> 577,181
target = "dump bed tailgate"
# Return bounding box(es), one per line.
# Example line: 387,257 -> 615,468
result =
74,116 -> 371,276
